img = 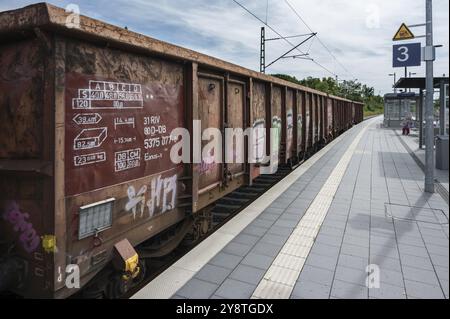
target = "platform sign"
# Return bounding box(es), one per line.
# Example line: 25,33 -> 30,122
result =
393,43 -> 421,67
393,23 -> 415,41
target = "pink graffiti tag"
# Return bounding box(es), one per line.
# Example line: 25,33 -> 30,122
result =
2,201 -> 40,253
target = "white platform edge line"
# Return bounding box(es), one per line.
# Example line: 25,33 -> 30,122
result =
131,120 -> 369,299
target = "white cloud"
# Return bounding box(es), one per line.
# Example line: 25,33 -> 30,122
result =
1,0 -> 448,94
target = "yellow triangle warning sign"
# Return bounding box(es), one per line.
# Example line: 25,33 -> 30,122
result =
393,23 -> 415,41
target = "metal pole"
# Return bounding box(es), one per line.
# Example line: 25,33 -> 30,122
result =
394,73 -> 397,93
424,0 -> 435,193
440,81 -> 446,135
419,90 -> 424,149
260,27 -> 266,73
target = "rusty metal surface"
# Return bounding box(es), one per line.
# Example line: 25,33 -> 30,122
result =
0,36 -> 54,298
0,4 -> 365,298
198,75 -> 222,190
296,91 -> 304,154
227,81 -> 245,175
0,3 -> 356,104
60,39 -> 188,292
251,81 -> 266,179
0,39 -> 43,159
271,86 -> 282,161
305,93 -> 311,150
64,40 -> 185,196
285,89 -> 294,161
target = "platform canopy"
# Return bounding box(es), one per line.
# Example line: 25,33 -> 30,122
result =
394,77 -> 449,89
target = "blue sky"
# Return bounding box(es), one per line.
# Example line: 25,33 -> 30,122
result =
1,0 -> 448,94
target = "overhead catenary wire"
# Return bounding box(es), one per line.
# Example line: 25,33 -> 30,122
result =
283,0 -> 355,79
231,0 -> 339,78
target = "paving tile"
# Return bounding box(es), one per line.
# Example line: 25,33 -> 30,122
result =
434,265 -> 450,282
291,280 -> 331,299
305,253 -> 338,271
215,279 -> 256,299
396,235 -> 427,248
269,201 -> 290,210
233,233 -> 261,246
425,243 -> 450,257
273,218 -> 299,228
402,266 -> 440,286
341,243 -> 369,259
429,253 -> 449,268
370,243 -> 400,259
334,265 -> 368,287
222,241 -> 253,257
379,268 -> 405,288
267,225 -> 295,237
252,218 -> 276,229
321,219 -> 347,230
260,233 -> 290,246
242,225 -> 269,237
279,213 -> 303,222
320,225 -> 345,237
400,253 -> 434,271
345,228 -> 371,239
195,264 -> 233,285
253,279 -> 293,299
241,252 -> 274,270
421,234 -> 449,248
310,242 -> 341,259
331,280 -> 368,299
297,265 -> 335,286
264,207 -> 285,214
229,265 -> 266,285
252,242 -> 283,258
419,227 -> 448,239
258,212 -> 280,222
314,233 -> 343,247
343,234 -> 370,248
404,280 -> 445,299
370,254 -> 402,272
397,243 -> 429,258
368,283 -> 407,299
338,253 -> 369,271
326,214 -> 348,223
177,278 -> 219,299
441,280 -> 449,298
369,235 -> 397,248
209,252 -> 243,270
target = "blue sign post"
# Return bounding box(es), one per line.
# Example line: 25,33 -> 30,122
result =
393,43 -> 422,67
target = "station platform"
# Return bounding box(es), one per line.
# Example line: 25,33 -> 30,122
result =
397,128 -> 449,195
132,116 -> 449,300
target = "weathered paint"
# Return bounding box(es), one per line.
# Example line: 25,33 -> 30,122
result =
0,3 -> 364,298
285,89 -> 294,162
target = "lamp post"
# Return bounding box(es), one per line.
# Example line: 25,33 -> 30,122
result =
424,0 -> 435,193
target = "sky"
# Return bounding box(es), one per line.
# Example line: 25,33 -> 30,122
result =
1,0 -> 448,95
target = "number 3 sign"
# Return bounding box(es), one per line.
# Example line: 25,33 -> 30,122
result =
393,43 -> 421,67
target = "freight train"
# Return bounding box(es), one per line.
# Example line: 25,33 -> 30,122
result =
0,3 -> 363,298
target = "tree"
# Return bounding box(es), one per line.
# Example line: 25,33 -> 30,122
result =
271,74 -> 384,117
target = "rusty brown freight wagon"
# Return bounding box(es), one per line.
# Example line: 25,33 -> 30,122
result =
0,3 -> 363,298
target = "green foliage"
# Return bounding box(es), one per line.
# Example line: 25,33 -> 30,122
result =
271,74 -> 384,118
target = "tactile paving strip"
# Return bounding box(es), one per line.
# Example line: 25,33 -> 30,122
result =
251,119 -> 373,299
